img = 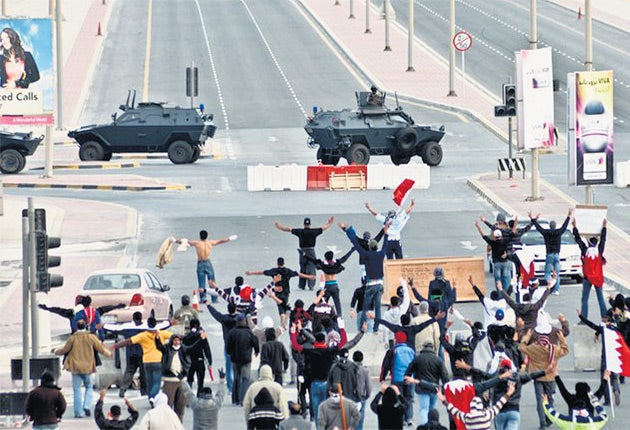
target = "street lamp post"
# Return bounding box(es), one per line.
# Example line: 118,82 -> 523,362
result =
584,0 -> 594,204
406,0 -> 414,71
447,0 -> 457,96
384,0 -> 392,51
528,0 -> 541,200
349,0 -> 355,18
365,0 -> 372,33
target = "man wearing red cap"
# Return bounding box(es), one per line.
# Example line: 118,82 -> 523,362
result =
380,331 -> 416,426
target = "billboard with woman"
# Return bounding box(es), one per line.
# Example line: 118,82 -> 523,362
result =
0,18 -> 53,125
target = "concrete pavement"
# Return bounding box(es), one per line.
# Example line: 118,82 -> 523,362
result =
1,0 -> 629,428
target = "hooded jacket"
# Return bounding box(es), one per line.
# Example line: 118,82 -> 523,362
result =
247,388 -> 284,430
260,336 -> 290,378
25,382 -> 67,426
181,380 -> 224,430
138,392 -> 184,430
405,344 -> 449,394
327,356 -> 361,401
242,365 -> 290,421
157,336 -> 194,379
317,394 -> 361,430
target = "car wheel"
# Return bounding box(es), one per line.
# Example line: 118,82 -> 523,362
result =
103,152 -> 113,161
168,140 -> 193,164
395,127 -> 418,152
79,141 -> 105,161
421,141 -> 443,166
346,143 -> 370,165
0,149 -> 25,174
190,146 -> 201,163
390,152 -> 410,166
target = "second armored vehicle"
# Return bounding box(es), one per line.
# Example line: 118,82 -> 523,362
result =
68,91 -> 216,164
304,89 -> 445,166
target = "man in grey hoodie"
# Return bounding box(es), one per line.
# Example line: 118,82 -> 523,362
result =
180,371 -> 225,430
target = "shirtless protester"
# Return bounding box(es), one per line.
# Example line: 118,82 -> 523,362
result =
178,230 -> 237,304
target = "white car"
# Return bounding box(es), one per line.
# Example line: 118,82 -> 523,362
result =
514,222 -> 582,283
77,268 -> 174,324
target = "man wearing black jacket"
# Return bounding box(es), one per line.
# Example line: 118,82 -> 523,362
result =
529,209 -> 572,294
207,302 -> 238,394
260,328 -> 289,384
226,314 -> 260,405
94,388 -> 138,429
183,318 -> 212,396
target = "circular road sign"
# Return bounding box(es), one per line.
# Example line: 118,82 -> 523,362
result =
453,31 -> 472,52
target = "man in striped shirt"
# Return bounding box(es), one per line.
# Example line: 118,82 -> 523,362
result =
436,382 -> 515,430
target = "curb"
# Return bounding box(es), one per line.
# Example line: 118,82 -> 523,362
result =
1,183 -> 190,191
111,154 -> 214,160
30,162 -> 141,170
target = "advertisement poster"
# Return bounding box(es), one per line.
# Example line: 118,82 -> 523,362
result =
575,70 -> 614,185
0,18 -> 53,125
516,47 -> 555,150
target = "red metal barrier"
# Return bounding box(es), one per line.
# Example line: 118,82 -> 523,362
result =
306,165 -> 367,190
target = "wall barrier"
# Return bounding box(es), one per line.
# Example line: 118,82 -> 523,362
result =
247,163 -> 431,191
615,160 -> 630,188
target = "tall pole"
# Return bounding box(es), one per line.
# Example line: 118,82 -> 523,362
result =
55,0 -> 63,129
22,215 -> 31,391
447,0 -> 457,96
584,0 -> 594,204
28,198 -> 39,358
1,0 -> 6,17
406,0 -> 414,71
529,0 -> 541,200
365,0 -> 372,33
384,0 -> 391,51
349,0 -> 355,18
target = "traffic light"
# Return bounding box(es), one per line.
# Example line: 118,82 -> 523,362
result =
494,105 -> 507,117
34,231 -> 63,292
503,84 -> 516,116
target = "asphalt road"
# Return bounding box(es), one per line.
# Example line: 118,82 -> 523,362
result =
390,0 -> 630,137
4,0 -> 630,428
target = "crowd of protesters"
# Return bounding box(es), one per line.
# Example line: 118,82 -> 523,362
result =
30,207 -> 626,430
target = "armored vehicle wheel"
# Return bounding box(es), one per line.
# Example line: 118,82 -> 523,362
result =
421,141 -> 443,166
168,140 -> 193,164
0,149 -> 25,174
390,153 -> 411,166
395,127 -> 418,152
316,147 -> 340,166
346,143 -> 370,165
190,146 -> 201,163
79,141 -> 105,161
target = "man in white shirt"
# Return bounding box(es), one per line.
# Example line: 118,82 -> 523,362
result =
365,199 -> 415,259
381,279 -> 411,347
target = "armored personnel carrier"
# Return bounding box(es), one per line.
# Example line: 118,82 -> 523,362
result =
0,130 -> 44,174
68,91 -> 216,164
304,90 -> 445,166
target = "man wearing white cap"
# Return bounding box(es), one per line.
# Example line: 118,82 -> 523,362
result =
475,221 -> 513,293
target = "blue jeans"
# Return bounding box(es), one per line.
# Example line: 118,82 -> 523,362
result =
417,392 -> 437,425
298,248 -> 317,290
310,380 -> 328,424
33,426 -> 59,430
71,373 -> 93,417
144,362 -> 162,400
223,346 -> 233,392
356,399 -> 366,430
495,409 -> 520,430
581,279 -> 607,319
492,260 -> 512,291
361,283 -> 383,331
356,312 -> 374,332
544,253 -> 561,289
197,260 -> 216,303
232,362 -> 251,405
534,380 -> 555,427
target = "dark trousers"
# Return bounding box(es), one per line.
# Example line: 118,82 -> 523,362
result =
298,248 -> 317,290
121,354 -> 146,395
187,359 -> 206,396
324,282 -> 343,317
393,381 -> 413,423
386,239 -> 403,259
162,379 -> 186,422
232,361 -> 251,405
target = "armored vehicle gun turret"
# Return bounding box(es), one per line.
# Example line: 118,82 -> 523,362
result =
304,90 -> 445,166
68,90 -> 216,164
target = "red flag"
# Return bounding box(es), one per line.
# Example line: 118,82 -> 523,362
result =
392,179 -> 415,207
516,248 -> 536,287
603,327 -> 630,377
444,379 -> 475,429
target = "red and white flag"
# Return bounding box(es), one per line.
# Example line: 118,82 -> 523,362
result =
603,326 -> 630,377
392,179 -> 415,207
515,248 -> 536,287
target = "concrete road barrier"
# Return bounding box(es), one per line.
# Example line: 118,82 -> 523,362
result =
615,160 -> 630,188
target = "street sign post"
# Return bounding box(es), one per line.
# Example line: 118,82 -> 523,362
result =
452,31 -> 472,97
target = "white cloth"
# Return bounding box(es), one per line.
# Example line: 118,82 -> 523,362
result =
140,393 -> 184,430
375,212 -> 409,240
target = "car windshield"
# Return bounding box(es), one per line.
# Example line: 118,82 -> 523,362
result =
520,227 -> 575,246
83,274 -> 141,290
